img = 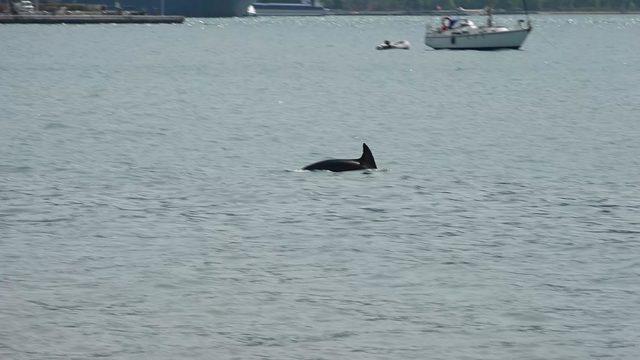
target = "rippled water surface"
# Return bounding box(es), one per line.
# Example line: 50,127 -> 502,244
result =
1,15 -> 640,359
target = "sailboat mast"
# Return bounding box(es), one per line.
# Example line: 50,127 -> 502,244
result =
522,0 -> 531,28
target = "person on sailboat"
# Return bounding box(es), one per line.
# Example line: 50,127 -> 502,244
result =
485,6 -> 493,27
440,16 -> 460,31
440,16 -> 451,31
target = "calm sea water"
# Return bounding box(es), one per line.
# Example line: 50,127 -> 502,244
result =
1,15 -> 639,359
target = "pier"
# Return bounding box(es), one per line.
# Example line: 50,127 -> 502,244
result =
0,14 -> 184,24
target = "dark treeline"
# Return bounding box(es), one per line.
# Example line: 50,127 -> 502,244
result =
317,0 -> 637,11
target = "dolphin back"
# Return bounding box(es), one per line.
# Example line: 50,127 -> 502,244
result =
303,143 -> 377,172
303,159 -> 364,172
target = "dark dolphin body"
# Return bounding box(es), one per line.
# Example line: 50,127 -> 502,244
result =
303,143 -> 377,172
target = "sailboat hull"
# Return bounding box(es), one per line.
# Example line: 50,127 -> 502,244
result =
425,28 -> 530,50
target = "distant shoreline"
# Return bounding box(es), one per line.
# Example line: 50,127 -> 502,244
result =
2,10 -> 638,19
535,11 -> 640,14
327,10 -> 640,16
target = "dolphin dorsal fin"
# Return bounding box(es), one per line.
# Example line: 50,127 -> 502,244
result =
359,143 -> 377,169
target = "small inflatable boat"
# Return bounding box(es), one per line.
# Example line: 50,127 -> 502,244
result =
376,40 -> 411,50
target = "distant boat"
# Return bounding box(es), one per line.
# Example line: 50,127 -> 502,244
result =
11,0 -> 35,14
424,5 -> 532,50
51,0 -> 254,17
376,40 -> 411,50
251,0 -> 327,16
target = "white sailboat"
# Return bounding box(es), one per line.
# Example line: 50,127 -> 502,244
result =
424,4 -> 532,50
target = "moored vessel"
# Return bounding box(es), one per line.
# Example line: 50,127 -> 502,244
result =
425,5 -> 532,50
47,0 -> 253,17
251,0 -> 327,16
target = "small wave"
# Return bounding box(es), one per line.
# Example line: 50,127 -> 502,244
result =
15,217 -> 73,223
361,207 -> 386,213
43,122 -> 72,130
606,229 -> 640,234
593,205 -> 621,210
588,228 -> 640,235
330,331 -> 357,339
26,300 -> 81,311
0,165 -> 32,173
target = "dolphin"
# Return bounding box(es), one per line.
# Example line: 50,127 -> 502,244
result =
303,143 -> 377,172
